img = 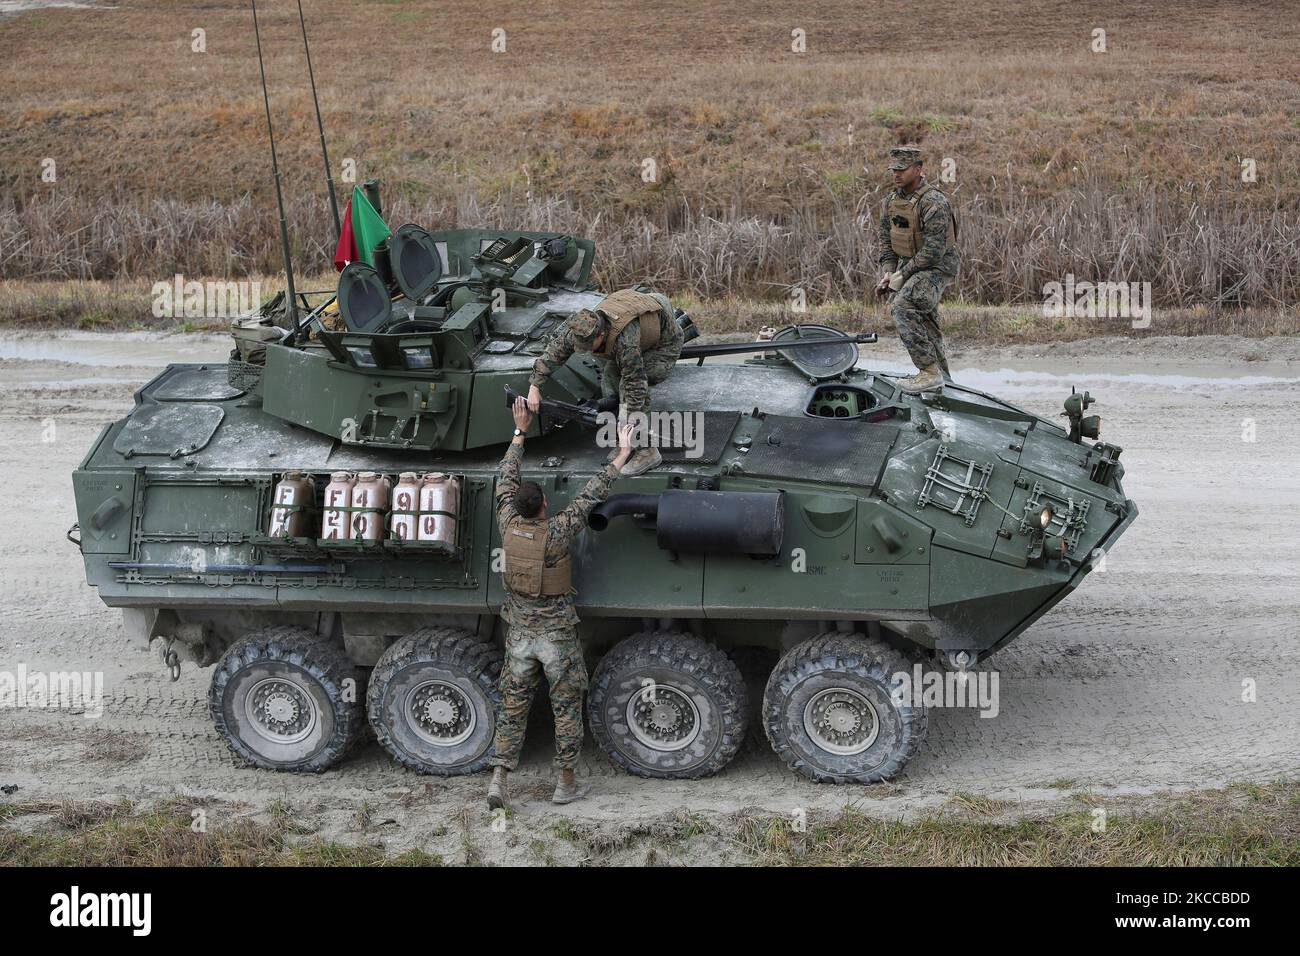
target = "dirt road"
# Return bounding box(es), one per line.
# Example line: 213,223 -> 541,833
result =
1,332 -> 1297,863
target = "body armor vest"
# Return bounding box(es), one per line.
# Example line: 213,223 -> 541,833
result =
502,515 -> 572,598
888,183 -> 957,260
594,289 -> 663,358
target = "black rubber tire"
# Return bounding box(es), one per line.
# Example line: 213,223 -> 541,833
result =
366,626 -> 503,776
208,626 -> 365,773
764,632 -> 927,784
588,631 -> 748,779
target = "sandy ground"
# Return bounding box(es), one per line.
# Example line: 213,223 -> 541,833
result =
0,331 -> 1297,864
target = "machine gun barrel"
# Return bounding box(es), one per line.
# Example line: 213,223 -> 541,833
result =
504,386 -> 619,429
678,332 -> 877,360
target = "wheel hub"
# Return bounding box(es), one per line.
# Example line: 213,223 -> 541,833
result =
803,688 -> 879,756
423,697 -> 458,726
824,702 -> 861,735
626,684 -> 700,752
647,702 -> 679,732
246,677 -> 317,745
264,692 -> 299,724
409,680 -> 476,747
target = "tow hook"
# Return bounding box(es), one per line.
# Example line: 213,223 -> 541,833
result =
942,649 -> 973,672
66,523 -> 82,547
159,639 -> 182,682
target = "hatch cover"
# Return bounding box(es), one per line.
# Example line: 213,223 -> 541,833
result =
740,415 -> 898,487
770,324 -> 859,379
112,403 -> 224,458
659,411 -> 739,465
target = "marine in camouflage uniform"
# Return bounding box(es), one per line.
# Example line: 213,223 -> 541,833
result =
487,404 -> 627,807
876,145 -> 960,391
527,289 -> 683,478
529,289 -> 684,415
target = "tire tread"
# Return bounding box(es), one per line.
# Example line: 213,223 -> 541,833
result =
589,630 -> 748,780
208,625 -> 364,773
366,626 -> 503,776
763,631 -> 928,785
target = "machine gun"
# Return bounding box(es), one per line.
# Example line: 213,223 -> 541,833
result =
677,330 -> 877,363
504,387 -> 620,429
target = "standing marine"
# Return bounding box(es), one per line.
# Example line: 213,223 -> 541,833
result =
526,288 -> 684,477
487,397 -> 633,809
874,145 -> 960,393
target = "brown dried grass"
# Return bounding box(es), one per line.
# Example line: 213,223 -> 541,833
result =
1,0 -> 1297,312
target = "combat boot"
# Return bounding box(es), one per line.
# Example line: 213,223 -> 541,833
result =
552,768 -> 590,805
487,766 -> 510,811
619,447 -> 662,478
900,364 -> 945,394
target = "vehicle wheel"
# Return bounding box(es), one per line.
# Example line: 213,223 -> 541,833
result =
209,626 -> 365,773
764,632 -> 927,784
367,626 -> 503,776
588,631 -> 747,779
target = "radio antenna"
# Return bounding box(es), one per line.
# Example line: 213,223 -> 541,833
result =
251,0 -> 299,328
296,0 -> 341,238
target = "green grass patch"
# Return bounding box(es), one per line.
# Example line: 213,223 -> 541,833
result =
736,783 -> 1300,866
871,105 -> 905,126
0,798 -> 440,867
824,170 -> 857,196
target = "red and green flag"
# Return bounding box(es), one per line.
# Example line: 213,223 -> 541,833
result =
333,186 -> 391,272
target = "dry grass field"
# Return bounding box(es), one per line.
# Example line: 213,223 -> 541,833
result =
1,0 -> 1298,323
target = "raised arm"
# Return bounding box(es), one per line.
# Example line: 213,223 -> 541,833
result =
546,422 -> 634,555
494,398 -> 531,532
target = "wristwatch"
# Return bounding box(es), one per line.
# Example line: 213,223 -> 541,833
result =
513,428 -> 524,438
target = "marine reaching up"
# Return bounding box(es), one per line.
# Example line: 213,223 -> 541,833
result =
488,397 -> 633,810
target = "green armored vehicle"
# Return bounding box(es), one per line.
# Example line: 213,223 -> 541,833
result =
68,192 -> 1137,783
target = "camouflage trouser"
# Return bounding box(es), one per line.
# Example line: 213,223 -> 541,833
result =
891,270 -> 953,378
600,317 -> 684,412
490,626 -> 588,772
